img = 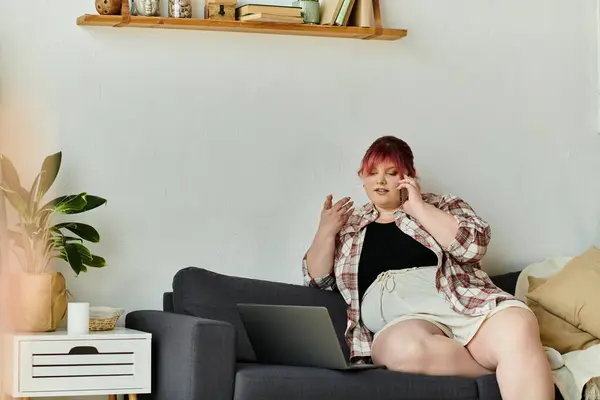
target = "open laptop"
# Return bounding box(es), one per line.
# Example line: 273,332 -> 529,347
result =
236,303 -> 385,371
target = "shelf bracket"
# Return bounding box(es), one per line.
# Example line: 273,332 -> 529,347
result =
115,0 -> 131,27
363,0 -> 383,40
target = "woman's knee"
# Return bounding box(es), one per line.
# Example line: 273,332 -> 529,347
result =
490,308 -> 544,361
501,308 -> 540,344
373,338 -> 427,373
372,332 -> 431,373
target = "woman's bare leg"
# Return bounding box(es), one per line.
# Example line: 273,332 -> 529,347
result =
371,319 -> 493,378
466,308 -> 554,400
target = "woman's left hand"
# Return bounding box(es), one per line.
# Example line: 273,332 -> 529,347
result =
397,174 -> 426,217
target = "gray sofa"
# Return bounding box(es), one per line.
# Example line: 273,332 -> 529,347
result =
126,267 -> 563,400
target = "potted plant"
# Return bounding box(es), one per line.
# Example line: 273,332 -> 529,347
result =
0,151 -> 107,332
292,0 -> 320,24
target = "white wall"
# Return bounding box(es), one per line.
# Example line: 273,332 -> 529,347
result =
1,0 -> 599,341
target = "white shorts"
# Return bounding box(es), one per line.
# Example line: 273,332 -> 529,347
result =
360,267 -> 531,347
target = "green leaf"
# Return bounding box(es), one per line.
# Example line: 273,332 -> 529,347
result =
64,243 -> 84,275
71,242 -> 93,262
0,155 -> 22,194
64,195 -> 107,214
83,255 -> 106,268
51,234 -> 83,245
53,222 -> 100,243
0,155 -> 30,213
29,173 -> 41,212
36,152 -> 61,201
64,236 -> 84,243
43,193 -> 87,214
0,181 -> 29,215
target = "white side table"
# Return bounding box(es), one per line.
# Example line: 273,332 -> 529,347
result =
5,327 -> 151,399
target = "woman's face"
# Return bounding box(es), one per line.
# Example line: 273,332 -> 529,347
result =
361,162 -> 404,210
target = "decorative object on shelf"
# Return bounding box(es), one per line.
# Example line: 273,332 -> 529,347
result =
0,151 -> 108,332
205,0 -> 236,21
76,0 -> 407,41
95,0 -> 122,15
236,4 -> 303,23
67,302 -> 89,335
169,0 -> 192,18
348,0 -> 373,28
292,0 -> 319,24
89,306 -> 126,331
132,0 -> 159,16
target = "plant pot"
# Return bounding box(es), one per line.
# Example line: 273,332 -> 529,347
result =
0,271 -> 67,332
292,0 -> 320,24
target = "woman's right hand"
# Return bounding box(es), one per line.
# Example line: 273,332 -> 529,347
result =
317,195 -> 354,238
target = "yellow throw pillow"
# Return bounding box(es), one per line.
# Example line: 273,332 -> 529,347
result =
526,246 -> 600,339
526,276 -> 600,353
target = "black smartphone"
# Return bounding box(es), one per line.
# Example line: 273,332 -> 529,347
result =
399,187 -> 408,205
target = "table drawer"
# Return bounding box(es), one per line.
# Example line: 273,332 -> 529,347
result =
19,338 -> 150,393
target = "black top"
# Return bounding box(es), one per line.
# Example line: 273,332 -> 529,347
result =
357,221 -> 438,302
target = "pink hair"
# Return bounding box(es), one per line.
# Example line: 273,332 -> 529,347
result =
357,136 -> 416,177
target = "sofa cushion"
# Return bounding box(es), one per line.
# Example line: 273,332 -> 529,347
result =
526,276 -> 600,353
172,267 -> 349,362
526,246 -> 600,338
233,363 -> 480,400
488,271 -> 520,295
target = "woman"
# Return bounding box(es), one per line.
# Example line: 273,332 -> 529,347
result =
302,136 -> 554,400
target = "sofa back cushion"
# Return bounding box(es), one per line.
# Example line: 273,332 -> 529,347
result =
489,271 -> 520,295
171,267 -> 521,363
172,267 -> 349,363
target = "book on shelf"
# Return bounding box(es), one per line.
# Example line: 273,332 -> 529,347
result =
334,0 -> 356,26
236,4 -> 302,18
235,3 -> 303,23
348,0 -> 374,28
320,0 -> 344,25
238,12 -> 304,23
233,0 -> 374,27
320,0 -> 372,27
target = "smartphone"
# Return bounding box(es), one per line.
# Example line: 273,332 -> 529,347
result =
399,187 -> 408,205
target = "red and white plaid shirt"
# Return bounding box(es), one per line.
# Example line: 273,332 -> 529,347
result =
302,192 -> 515,363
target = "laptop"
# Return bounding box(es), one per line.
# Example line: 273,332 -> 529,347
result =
236,303 -> 385,371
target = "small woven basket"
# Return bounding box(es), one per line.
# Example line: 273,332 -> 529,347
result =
87,307 -> 125,331
89,315 -> 120,331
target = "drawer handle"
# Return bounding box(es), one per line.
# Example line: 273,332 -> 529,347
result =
68,346 -> 99,355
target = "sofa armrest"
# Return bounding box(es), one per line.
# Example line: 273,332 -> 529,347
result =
126,310 -> 236,400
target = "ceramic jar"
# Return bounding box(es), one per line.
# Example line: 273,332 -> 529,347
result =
169,0 -> 192,17
292,0 -> 320,24
95,0 -> 122,15
131,0 -> 160,16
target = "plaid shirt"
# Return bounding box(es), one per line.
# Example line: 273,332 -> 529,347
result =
302,192 -> 515,363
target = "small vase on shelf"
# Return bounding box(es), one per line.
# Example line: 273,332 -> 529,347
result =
131,0 -> 160,16
95,0 -> 122,15
169,0 -> 192,18
292,0 -> 320,24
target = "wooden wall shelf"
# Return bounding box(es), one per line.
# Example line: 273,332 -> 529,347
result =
76,14 -> 407,41
77,0 -> 407,41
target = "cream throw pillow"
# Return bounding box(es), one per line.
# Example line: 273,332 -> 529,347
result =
526,246 -> 600,339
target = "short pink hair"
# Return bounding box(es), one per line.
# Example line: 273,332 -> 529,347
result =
357,136 -> 416,177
